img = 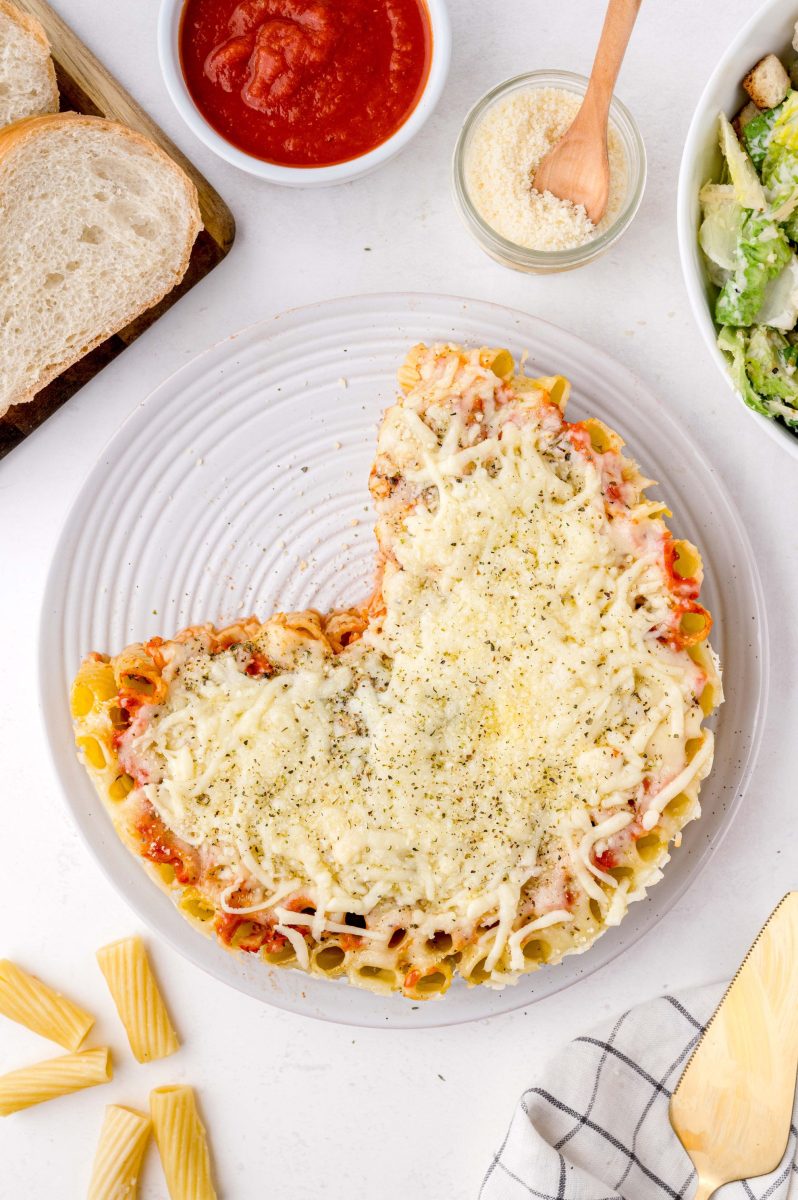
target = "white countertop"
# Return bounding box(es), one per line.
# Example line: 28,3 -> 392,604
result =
1,1 -> 795,1196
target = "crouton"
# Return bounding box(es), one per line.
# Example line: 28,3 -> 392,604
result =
743,53 -> 790,109
732,100 -> 761,138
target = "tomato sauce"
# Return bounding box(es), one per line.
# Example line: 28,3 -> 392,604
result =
136,810 -> 199,884
179,0 -> 432,167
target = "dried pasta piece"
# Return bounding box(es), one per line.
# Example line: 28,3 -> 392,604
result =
402,960 -> 453,1000
70,657 -> 115,717
150,1086 -> 217,1200
96,936 -> 179,1064
671,538 -> 703,581
114,646 -> 168,705
0,959 -> 94,1051
397,341 -> 426,393
531,372 -> 570,408
87,1105 -> 151,1200
676,604 -> 713,648
0,1047 -> 111,1116
310,939 -> 347,977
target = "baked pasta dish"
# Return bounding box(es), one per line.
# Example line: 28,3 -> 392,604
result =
71,343 -> 722,999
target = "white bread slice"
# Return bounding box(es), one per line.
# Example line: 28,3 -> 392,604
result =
0,113 -> 202,414
0,0 -> 58,127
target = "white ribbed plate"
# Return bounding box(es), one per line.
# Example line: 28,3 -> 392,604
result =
40,294 -> 767,1028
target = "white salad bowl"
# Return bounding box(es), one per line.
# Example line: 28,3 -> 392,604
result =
677,0 -> 798,461
158,0 -> 451,186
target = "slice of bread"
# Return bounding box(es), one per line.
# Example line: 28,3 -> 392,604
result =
0,0 -> 58,127
0,113 -> 202,414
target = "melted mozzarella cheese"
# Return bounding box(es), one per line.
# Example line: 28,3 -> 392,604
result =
125,408 -> 710,942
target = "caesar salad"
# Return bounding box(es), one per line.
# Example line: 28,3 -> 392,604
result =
700,37 -> 798,434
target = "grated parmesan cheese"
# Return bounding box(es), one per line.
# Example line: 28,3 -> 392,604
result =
125,387 -> 710,946
464,87 -> 628,252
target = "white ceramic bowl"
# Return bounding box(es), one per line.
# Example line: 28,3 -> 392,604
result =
677,0 -> 798,460
158,0 -> 451,186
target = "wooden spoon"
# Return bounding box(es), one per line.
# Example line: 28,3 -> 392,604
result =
532,0 -> 642,224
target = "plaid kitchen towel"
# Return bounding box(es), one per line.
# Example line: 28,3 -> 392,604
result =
481,984 -> 798,1200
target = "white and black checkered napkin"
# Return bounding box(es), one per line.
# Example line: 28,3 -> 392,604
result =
481,984 -> 798,1200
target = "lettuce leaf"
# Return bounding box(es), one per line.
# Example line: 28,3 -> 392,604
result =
762,144 -> 798,220
754,256 -> 798,328
718,326 -> 798,428
744,328 -> 798,427
715,213 -> 792,326
717,112 -> 766,210
743,104 -> 780,170
698,184 -> 741,285
744,326 -> 798,403
717,327 -> 772,416
783,206 -> 798,243
761,92 -> 798,219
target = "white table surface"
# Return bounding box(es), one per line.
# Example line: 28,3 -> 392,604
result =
1,1 -> 795,1196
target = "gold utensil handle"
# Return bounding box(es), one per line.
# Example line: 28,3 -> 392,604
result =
671,894 -> 798,1198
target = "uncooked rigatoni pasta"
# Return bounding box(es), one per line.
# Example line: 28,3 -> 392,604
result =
0,1046 -> 111,1116
87,1104 -> 151,1200
96,936 -> 179,1063
150,1086 -> 217,1200
0,959 -> 94,1050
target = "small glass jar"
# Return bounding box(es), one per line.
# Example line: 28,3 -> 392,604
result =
452,69 -> 647,274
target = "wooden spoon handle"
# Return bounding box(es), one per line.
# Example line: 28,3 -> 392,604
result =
585,0 -> 642,118
692,1178 -> 717,1200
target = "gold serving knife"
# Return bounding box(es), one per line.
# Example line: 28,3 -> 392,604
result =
670,892 -> 798,1200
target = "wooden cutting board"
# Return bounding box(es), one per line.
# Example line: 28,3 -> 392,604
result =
1,0 -> 236,459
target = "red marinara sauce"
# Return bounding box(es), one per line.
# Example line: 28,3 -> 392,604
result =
179,0 -> 432,167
